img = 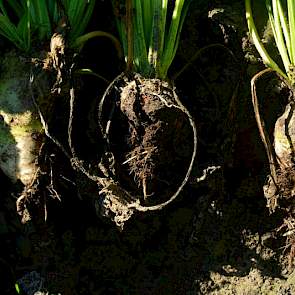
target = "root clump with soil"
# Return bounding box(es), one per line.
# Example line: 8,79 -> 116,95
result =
95,72 -> 195,228
246,0 -> 295,269
0,34 -> 67,224
0,1 -> 99,224
109,73 -> 193,202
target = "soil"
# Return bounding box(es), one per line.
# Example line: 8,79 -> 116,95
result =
2,0 -> 295,294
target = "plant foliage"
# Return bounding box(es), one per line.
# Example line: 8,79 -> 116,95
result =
114,0 -> 192,79
246,0 -> 295,85
0,0 -> 95,52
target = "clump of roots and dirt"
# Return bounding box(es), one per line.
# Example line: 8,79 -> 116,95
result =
4,33 -> 72,224
256,91 -> 295,268
74,73 -> 197,229
107,74 -> 194,201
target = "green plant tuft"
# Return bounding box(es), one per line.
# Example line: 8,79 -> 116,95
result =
0,0 -> 96,52
245,0 -> 295,85
113,0 -> 192,80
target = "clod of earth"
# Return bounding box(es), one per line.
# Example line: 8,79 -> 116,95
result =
74,72 -> 197,229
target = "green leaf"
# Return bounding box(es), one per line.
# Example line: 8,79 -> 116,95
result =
15,282 -> 21,294
114,0 -> 191,79
0,0 -> 96,51
245,0 -> 287,79
26,0 -> 31,51
74,0 -> 96,39
271,0 -> 290,73
159,0 -> 188,79
148,0 -> 167,76
30,0 -> 51,40
288,0 -> 295,64
17,13 -> 30,48
133,0 -> 150,74
6,1 -> 26,19
142,0 -> 153,45
277,0 -> 291,57
0,14 -> 26,50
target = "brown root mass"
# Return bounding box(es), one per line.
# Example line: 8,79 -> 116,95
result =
264,100 -> 295,208
119,75 -> 192,199
95,73 -> 196,228
262,99 -> 295,267
16,33 -> 70,224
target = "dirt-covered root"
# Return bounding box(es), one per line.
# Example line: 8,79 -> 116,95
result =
117,74 -> 194,201
263,100 -> 295,206
92,73 -> 197,228
261,99 -> 295,267
0,51 -> 43,186
264,171 -> 295,267
274,102 -> 295,171
0,34 -> 71,223
16,171 -> 44,224
0,34 -> 66,186
264,168 -> 295,213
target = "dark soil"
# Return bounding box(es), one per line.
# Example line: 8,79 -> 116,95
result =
2,0 -> 295,294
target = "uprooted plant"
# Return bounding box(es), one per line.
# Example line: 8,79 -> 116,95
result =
68,0 -> 197,229
246,0 -> 295,266
0,0 -> 121,223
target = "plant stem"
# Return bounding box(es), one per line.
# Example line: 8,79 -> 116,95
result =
73,31 -> 123,58
271,0 -> 290,73
245,0 -> 287,80
126,0 -> 133,71
288,0 -> 295,64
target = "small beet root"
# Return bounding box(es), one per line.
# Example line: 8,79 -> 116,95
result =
262,99 -> 295,268
264,101 -> 295,211
93,73 -> 197,229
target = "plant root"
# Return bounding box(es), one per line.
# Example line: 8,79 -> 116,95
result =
251,69 -> 295,269
68,73 -> 198,229
14,33 -> 69,223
